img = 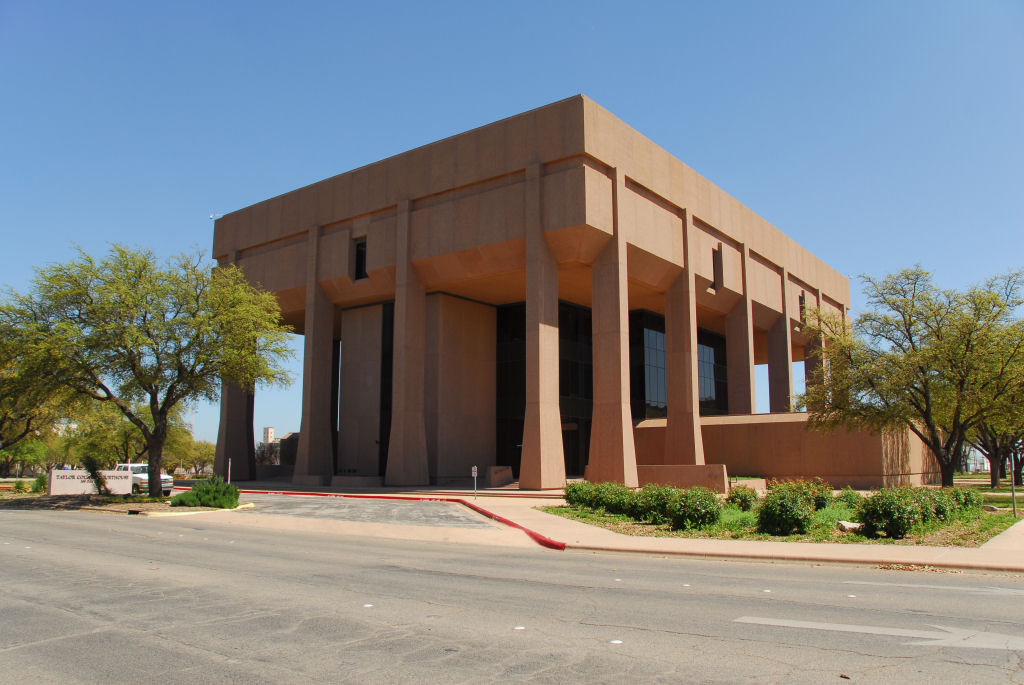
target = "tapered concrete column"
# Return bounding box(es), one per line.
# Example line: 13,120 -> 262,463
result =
214,383 -> 256,480
214,251 -> 256,481
726,245 -> 755,415
803,287 -> 826,411
804,333 -> 824,410
586,169 -> 638,486
385,200 -> 429,486
520,164 -> 566,490
767,316 -> 793,412
664,218 -> 705,465
767,268 -> 793,412
294,226 -> 336,486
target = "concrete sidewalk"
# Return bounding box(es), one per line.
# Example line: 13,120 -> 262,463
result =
204,481 -> 1024,573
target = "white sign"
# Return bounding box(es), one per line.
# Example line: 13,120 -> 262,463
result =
48,469 -> 132,495
472,466 -> 478,477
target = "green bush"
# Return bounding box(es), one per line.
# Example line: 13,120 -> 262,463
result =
667,486 -> 721,530
859,487 -> 921,539
170,475 -> 238,509
591,482 -> 632,515
31,473 -> 48,493
805,478 -> 834,510
767,477 -> 833,510
564,482 -> 597,509
757,483 -> 814,535
915,488 -> 955,523
80,455 -> 109,495
170,491 -> 201,507
11,480 -> 29,494
725,485 -> 758,512
950,486 -> 981,511
837,486 -> 862,509
627,483 -> 678,524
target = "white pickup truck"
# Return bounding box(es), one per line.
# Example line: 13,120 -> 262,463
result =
114,463 -> 174,496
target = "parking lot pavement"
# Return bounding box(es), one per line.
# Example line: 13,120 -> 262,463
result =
238,493 -> 498,528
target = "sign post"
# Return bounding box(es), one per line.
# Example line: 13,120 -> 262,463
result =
472,465 -> 478,500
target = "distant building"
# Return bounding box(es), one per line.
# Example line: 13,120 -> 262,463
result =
213,95 -> 938,490
262,427 -> 276,444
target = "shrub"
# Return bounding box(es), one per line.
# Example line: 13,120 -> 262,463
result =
170,475 -> 238,509
859,487 -> 921,539
80,455 -> 109,495
804,478 -> 834,510
950,486 -> 981,512
31,473 -> 48,493
757,483 -> 814,535
564,482 -> 597,509
725,485 -> 758,512
591,482 -> 633,515
11,480 -> 29,494
627,483 -> 678,524
837,486 -> 862,509
667,486 -> 721,530
915,488 -> 955,523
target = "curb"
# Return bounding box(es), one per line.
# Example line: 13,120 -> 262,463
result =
562,544 -> 1024,573
206,487 -> 568,551
141,502 -> 257,517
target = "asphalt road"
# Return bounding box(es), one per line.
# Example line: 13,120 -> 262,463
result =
2,507 -> 1023,684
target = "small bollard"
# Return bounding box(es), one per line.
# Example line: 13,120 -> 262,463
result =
472,465 -> 478,500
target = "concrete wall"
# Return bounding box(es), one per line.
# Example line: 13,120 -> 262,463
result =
424,294 -> 496,482
336,305 -> 383,477
635,414 -> 941,489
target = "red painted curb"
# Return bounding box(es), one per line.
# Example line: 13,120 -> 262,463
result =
183,486 -> 567,551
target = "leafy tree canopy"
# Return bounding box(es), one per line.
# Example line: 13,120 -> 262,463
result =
803,267 -> 1024,486
1,245 -> 293,494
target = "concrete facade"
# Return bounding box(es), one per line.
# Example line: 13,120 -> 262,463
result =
213,95 -> 938,490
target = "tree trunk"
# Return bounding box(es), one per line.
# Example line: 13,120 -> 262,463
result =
987,452 -> 1004,489
147,439 -> 165,497
1014,453 -> 1023,487
940,459 -> 956,487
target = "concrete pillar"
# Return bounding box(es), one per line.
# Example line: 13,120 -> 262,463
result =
804,287 -> 825,411
586,169 -> 638,486
767,268 -> 793,412
664,213 -> 705,465
725,245 -> 755,415
385,200 -> 430,486
804,334 -> 824,410
214,251 -> 256,481
214,383 -> 256,480
520,163 -> 566,489
294,226 -> 336,486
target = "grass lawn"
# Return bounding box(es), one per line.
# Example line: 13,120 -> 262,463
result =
542,502 -> 1020,547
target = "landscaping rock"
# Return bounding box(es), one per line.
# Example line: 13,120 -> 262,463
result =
982,505 -> 999,512
837,520 -> 864,533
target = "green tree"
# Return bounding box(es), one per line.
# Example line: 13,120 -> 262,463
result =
1,245 -> 292,495
803,268 -> 1024,487
0,437 -> 47,477
0,339 -> 68,453
64,400 -> 192,468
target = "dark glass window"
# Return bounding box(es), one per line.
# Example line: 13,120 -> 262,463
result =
378,303 -> 394,476
629,311 -> 667,420
495,304 -> 526,477
353,239 -> 368,280
558,302 -> 592,477
697,329 -> 728,415
495,302 -> 593,478
630,311 -> 729,418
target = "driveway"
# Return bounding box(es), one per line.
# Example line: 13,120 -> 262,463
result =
238,493 -> 497,528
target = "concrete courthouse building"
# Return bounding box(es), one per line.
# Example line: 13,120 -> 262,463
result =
213,95 -> 937,490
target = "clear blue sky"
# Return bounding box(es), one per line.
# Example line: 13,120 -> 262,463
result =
2,1 -> 1021,443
